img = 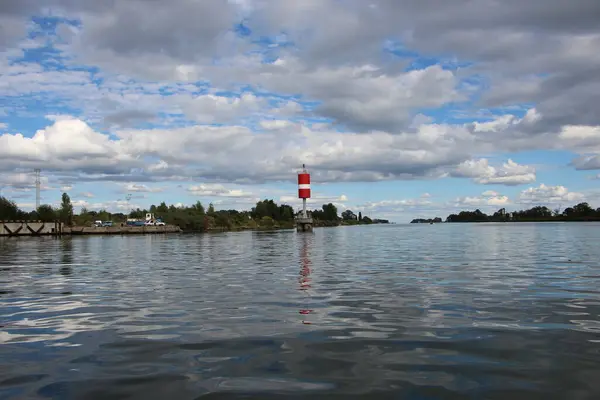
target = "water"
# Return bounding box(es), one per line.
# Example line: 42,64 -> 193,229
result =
2,223 -> 600,399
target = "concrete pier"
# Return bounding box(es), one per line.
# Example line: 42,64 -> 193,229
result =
0,221 -> 181,237
0,221 -> 63,237
295,216 -> 314,232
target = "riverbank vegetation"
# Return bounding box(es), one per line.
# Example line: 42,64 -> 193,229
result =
411,202 -> 600,223
0,195 -> 388,232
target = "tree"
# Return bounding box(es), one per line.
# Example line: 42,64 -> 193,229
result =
342,209 -> 357,221
73,206 -> 94,226
573,202 -> 594,217
157,202 -> 169,213
322,203 -> 339,221
279,204 -> 294,221
0,196 -> 20,220
97,209 -> 111,222
208,203 -> 215,214
60,192 -> 74,225
562,207 -> 575,218
251,199 -> 290,221
214,212 -> 233,229
37,204 -> 56,222
194,201 -> 205,215
491,208 -> 508,222
129,208 -> 145,219
260,216 -> 275,228
358,212 -> 362,222
252,200 -> 268,219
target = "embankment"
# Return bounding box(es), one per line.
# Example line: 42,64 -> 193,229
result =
64,225 -> 182,235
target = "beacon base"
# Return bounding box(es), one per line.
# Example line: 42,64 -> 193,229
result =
295,216 -> 314,232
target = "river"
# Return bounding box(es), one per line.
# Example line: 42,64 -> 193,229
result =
1,223 -> 600,399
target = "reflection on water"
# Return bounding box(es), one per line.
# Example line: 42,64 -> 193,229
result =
2,223 -> 600,398
298,233 -> 313,325
60,238 -> 73,277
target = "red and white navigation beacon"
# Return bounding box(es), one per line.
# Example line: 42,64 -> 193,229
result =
298,164 -> 311,218
296,164 -> 313,232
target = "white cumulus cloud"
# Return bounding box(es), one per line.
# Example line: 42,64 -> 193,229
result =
452,158 -> 536,186
518,184 -> 585,204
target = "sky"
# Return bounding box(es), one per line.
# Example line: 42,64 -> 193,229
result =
1,0 -> 600,223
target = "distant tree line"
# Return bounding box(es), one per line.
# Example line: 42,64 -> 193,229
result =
0,195 -> 388,232
340,208 -> 389,225
443,202 -> 600,223
411,217 -> 443,224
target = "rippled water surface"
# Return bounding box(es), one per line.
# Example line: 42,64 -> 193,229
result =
2,223 -> 600,399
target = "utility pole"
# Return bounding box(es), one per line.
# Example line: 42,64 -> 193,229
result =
34,168 -> 41,210
117,193 -> 132,223
125,193 -> 131,219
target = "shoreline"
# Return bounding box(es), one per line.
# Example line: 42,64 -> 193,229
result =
64,225 -> 182,235
0,220 -> 388,237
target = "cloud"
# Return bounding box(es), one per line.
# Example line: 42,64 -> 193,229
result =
67,199 -> 144,213
0,116 -> 479,185
0,2 -> 46,51
240,62 -> 463,132
259,120 -> 295,130
122,183 -> 164,193
0,117 -> 139,174
187,184 -> 255,198
0,172 -> 44,189
351,196 -> 441,220
177,92 -> 269,124
67,0 -> 242,63
452,158 -> 536,186
279,194 -> 349,211
360,198 -> 433,210
2,4 -> 598,165
36,0 -> 597,135
4,1 -> 600,132
455,191 -> 510,208
104,110 -> 157,128
571,154 -> 600,170
3,9 -> 459,132
565,125 -> 600,170
518,184 -> 585,205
